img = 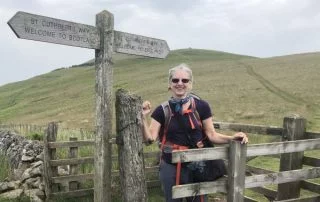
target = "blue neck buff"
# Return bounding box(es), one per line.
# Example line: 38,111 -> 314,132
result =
169,95 -> 190,115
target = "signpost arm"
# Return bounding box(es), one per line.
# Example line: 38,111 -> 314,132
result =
94,10 -> 114,202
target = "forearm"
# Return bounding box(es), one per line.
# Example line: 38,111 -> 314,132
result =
142,116 -> 152,142
208,131 -> 234,144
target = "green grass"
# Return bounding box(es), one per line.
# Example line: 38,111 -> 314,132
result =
0,154 -> 11,181
0,48 -> 319,201
1,48 -> 319,132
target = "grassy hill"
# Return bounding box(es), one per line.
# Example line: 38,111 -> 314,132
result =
0,48 -> 319,132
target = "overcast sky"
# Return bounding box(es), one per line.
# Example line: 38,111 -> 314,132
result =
1,0 -> 320,86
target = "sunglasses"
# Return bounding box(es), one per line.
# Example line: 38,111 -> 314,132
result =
171,78 -> 190,83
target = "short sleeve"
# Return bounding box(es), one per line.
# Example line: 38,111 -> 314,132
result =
151,105 -> 165,126
195,99 -> 213,120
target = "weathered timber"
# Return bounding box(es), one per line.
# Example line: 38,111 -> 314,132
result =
112,166 -> 159,177
274,195 -> 320,202
7,11 -> 170,58
50,188 -> 94,198
52,173 -> 94,184
172,138 -> 320,163
228,140 -> 247,202
172,146 -> 228,163
249,187 -> 277,199
172,167 -> 320,199
172,177 -> 227,199
246,139 -> 320,157
245,167 -> 320,188
69,137 -> 79,191
113,30 -> 169,58
94,10 -> 114,202
244,196 -> 259,202
116,89 -> 147,202
8,11 -> 100,49
301,181 -> 320,194
43,122 -> 58,200
303,156 -> 320,167
246,165 -> 275,175
50,157 -> 94,166
214,121 -> 283,135
48,140 -> 94,148
277,115 -> 306,200
305,131 -> 320,139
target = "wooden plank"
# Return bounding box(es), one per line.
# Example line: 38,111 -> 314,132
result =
246,165 -> 275,175
145,166 -> 159,174
52,173 -> 94,184
113,31 -> 169,58
303,156 -> 320,167
227,140 -> 247,202
274,195 -> 320,202
244,196 -> 259,202
214,122 -> 283,135
172,139 -> 320,163
246,139 -> 320,157
172,146 -> 228,163
50,157 -> 94,166
48,140 -> 94,148
305,131 -> 320,139
301,180 -> 320,194
50,188 -> 94,198
146,180 -> 161,188
69,137 -> 79,191
8,11 -> 100,49
172,177 -> 227,199
249,187 -> 277,199
245,167 -> 320,188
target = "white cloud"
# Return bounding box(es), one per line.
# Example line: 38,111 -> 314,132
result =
0,0 -> 320,86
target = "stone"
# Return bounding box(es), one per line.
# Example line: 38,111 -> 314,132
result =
24,189 -> 45,202
21,154 -> 34,162
0,182 -> 9,193
0,188 -> 23,199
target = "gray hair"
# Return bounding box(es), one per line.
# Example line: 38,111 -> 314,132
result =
168,63 -> 193,84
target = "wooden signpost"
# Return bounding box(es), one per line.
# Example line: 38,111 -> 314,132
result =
8,10 -> 169,202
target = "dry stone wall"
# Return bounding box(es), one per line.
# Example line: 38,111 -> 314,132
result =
0,129 -> 45,201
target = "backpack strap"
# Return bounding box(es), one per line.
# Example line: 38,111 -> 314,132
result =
160,93 -> 202,146
160,101 -> 172,151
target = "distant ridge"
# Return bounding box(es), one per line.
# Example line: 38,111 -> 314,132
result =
74,48 -> 256,67
0,49 -> 319,131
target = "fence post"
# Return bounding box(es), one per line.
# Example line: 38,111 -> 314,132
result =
94,10 -> 114,202
277,114 -> 306,200
43,122 -> 59,201
227,140 -> 247,202
69,137 -> 80,191
116,89 -> 148,202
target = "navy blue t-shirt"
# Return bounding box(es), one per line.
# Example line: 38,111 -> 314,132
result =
151,98 -> 213,147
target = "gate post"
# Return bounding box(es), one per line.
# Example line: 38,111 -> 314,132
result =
227,140 -> 247,202
115,89 -> 147,202
277,114 -> 306,200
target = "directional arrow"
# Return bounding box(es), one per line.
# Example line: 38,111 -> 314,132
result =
8,11 -> 100,49
8,11 -> 170,58
114,31 -> 170,59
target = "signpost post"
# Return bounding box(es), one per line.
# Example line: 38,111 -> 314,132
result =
8,10 -> 169,202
